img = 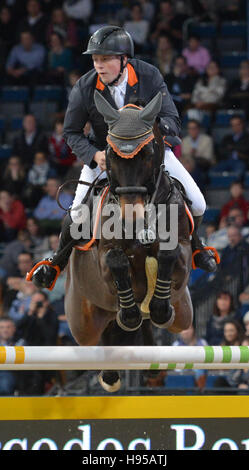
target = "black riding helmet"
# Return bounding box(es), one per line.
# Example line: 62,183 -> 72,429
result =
82,26 -> 134,58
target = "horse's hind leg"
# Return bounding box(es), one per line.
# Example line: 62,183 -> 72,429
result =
99,319 -> 146,392
66,296 -> 114,346
168,286 -> 193,334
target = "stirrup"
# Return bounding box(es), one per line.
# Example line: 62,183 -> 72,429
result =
192,246 -> 220,270
26,259 -> 61,291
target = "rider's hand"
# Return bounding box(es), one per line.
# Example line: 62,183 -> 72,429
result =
93,151 -> 106,171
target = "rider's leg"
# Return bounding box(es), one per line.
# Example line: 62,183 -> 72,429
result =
164,148 -> 217,272
32,211 -> 75,289
72,164 -> 106,210
31,165 -> 107,289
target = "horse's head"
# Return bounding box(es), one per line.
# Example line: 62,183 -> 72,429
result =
94,91 -> 163,225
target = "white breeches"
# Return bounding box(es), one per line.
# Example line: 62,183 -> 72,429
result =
72,148 -> 206,216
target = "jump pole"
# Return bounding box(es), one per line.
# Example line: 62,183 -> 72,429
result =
0,345 -> 248,370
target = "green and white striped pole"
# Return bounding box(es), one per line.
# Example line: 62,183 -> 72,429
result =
0,346 -> 248,370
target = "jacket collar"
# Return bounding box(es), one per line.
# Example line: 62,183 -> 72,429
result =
96,63 -> 138,92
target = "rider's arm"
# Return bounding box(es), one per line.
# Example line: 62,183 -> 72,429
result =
63,81 -> 99,167
151,67 -> 181,137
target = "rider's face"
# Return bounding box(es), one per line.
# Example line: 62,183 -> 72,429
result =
92,54 -> 122,84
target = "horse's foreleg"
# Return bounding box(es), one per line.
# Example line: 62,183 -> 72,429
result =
149,246 -> 180,328
105,248 -> 142,331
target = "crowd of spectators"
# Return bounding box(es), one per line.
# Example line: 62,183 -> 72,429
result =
0,0 -> 248,395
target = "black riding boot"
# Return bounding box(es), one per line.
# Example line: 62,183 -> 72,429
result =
191,215 -> 218,272
31,212 -> 77,289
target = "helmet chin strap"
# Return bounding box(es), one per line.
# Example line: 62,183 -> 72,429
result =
100,56 -> 126,87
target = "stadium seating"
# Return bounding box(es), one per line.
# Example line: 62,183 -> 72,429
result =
203,208 -> 220,223
0,145 -> 12,160
164,373 -> 196,391
208,171 -> 239,189
0,86 -> 29,121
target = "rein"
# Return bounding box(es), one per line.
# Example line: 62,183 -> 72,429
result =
56,170 -> 106,212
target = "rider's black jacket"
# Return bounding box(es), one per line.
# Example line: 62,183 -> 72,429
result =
63,58 -> 181,168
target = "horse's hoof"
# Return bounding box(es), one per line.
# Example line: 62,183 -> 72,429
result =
150,305 -> 175,329
116,309 -> 143,332
98,371 -> 121,393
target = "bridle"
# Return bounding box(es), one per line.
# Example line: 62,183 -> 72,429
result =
56,124 -> 172,211
105,120 -> 172,205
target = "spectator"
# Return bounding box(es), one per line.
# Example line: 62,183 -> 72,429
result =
13,114 -> 48,170
17,0 -> 48,45
48,118 -> 76,175
150,0 -> 189,50
219,224 -> 249,274
0,230 -> 32,280
27,151 -> 56,185
46,32 -> 74,85
217,0 -> 245,22
43,233 -> 60,259
25,151 -> 56,209
63,0 -> 93,22
225,337 -> 249,391
154,34 -> 177,77
173,324 -> 207,390
222,207 -> 249,233
67,68 -> 81,89
1,156 -> 26,199
33,177 -> 73,232
204,221 -> 218,245
181,119 -> 215,171
0,317 -> 26,396
4,252 -> 34,311
179,154 -> 206,192
213,332 -> 247,391
124,3 -> 150,55
0,6 -> 16,60
219,181 -> 249,227
46,7 -> 78,49
205,291 -> 237,345
189,0 -> 218,22
215,115 -> 249,175
166,55 -> 197,114
222,319 -> 245,346
225,60 -> 249,119
136,0 -> 155,22
207,207 -> 249,251
242,313 -> 249,335
238,290 -> 249,319
5,30 -> 46,86
14,290 -> 58,395
41,233 -> 68,304
8,281 -> 38,325
51,297 -> 74,343
15,290 -> 58,345
0,190 -> 27,242
182,34 -> 211,75
26,216 -> 50,262
191,60 -> 227,111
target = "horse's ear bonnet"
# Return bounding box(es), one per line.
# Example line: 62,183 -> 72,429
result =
94,91 -> 162,158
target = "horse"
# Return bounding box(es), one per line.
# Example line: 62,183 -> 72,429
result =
64,91 -> 193,392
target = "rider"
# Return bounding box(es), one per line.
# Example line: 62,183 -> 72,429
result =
30,26 -> 218,289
